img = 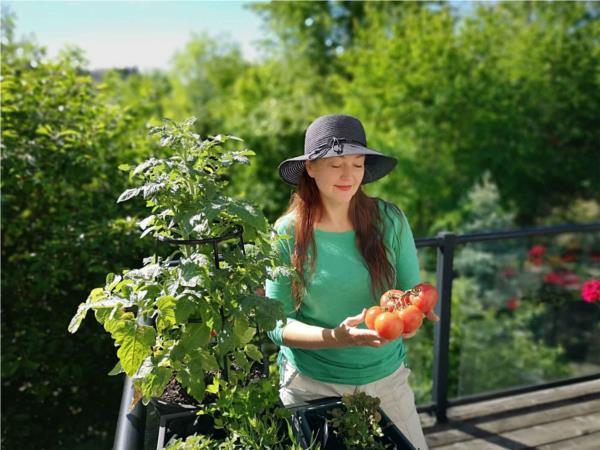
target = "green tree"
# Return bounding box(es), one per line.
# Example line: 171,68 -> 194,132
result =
454,1 -> 600,225
332,1 -> 599,234
164,33 -> 248,136
221,54 -> 335,221
1,12 -> 160,448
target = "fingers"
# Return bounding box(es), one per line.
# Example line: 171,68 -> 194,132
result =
402,330 -> 418,340
342,308 -> 366,327
426,310 -> 440,322
334,325 -> 389,348
350,329 -> 389,347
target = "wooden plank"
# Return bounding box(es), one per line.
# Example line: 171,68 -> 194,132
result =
430,412 -> 600,450
443,379 -> 600,422
536,430 -> 600,450
425,397 -> 600,447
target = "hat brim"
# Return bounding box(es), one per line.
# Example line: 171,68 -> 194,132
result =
278,144 -> 397,186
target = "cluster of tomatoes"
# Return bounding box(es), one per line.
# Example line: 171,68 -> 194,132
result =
365,283 -> 439,340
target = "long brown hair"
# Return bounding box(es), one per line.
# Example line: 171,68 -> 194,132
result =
280,169 -> 397,311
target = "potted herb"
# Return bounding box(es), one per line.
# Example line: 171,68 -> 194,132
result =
288,391 -> 416,450
68,117 -> 292,446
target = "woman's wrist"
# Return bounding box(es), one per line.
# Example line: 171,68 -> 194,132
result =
282,321 -> 344,349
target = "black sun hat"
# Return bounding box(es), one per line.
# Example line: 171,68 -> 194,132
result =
278,114 -> 398,186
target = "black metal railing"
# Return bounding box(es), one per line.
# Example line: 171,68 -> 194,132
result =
415,222 -> 600,422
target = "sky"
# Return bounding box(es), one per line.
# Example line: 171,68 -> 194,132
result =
3,1 -> 476,72
3,0 -> 269,71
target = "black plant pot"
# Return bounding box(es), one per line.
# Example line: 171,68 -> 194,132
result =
287,397 -> 417,450
144,398 -> 226,450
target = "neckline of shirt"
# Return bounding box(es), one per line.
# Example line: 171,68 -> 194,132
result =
314,228 -> 356,235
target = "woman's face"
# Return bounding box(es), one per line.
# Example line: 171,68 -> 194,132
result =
305,154 -> 366,202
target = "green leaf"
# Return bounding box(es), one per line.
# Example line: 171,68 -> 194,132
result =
124,263 -> 161,280
196,348 -> 220,371
244,344 -> 263,362
176,363 -> 205,402
174,323 -> 211,359
205,378 -> 219,395
139,366 -> 172,403
233,316 -> 255,345
69,290 -> 131,333
118,164 -> 132,172
115,323 -> 156,377
156,295 -> 177,333
225,200 -> 267,230
132,157 -> 161,176
108,360 -> 124,376
179,260 -> 205,288
138,215 -> 155,230
68,302 -> 88,333
117,187 -> 142,203
241,294 -> 285,331
174,296 -> 195,323
35,124 -> 53,137
142,182 -> 164,199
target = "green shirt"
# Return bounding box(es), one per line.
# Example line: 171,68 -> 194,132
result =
265,199 -> 421,385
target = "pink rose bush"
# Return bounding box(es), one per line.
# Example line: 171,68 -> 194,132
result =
581,280 -> 600,303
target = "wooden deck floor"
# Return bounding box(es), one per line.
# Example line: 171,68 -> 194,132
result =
420,379 -> 600,450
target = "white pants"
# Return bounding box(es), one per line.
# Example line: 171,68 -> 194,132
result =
279,359 -> 429,450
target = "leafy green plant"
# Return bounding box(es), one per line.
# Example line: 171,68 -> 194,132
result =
68,117 -> 288,409
328,391 -> 389,450
162,364 -> 311,449
1,11 -> 160,448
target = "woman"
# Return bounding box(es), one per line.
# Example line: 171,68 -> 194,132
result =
265,114 -> 435,449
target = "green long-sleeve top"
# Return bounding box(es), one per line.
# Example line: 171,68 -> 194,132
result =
265,199 -> 421,385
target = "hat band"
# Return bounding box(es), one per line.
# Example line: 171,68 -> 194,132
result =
307,137 -> 365,160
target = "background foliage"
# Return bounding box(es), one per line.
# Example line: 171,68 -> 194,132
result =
2,1 -> 599,449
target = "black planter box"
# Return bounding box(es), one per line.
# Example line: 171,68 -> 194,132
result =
287,397 -> 417,450
144,399 -> 226,450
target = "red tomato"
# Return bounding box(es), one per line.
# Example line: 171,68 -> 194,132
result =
409,283 -> 438,314
379,289 -> 405,310
374,312 -> 404,340
365,306 -> 383,330
397,305 -> 423,334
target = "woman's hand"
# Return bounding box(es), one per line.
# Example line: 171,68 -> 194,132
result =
425,310 -> 440,322
333,309 -> 389,348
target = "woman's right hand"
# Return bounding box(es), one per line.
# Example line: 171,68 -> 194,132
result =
333,309 -> 389,348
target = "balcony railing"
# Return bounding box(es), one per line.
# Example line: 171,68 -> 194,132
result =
416,222 -> 600,422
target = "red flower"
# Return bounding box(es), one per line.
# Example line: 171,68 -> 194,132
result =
544,271 -> 580,287
581,280 -> 600,303
544,271 -> 563,285
561,253 -> 576,263
506,297 -> 521,310
528,245 -> 546,266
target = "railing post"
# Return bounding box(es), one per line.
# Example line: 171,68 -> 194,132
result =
113,313 -> 151,450
113,374 -> 145,450
432,231 -> 455,423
